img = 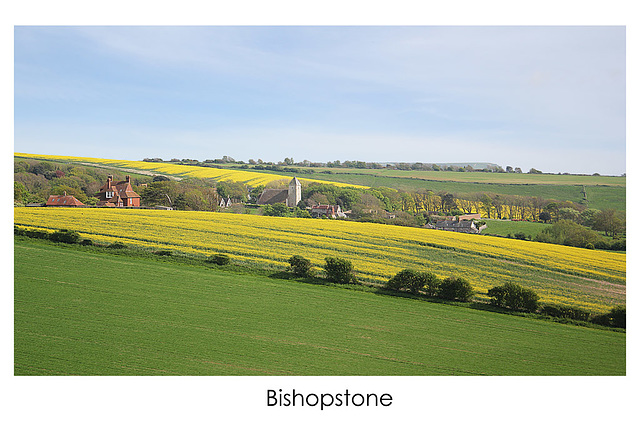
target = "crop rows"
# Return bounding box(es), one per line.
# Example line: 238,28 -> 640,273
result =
15,152 -> 362,188
14,207 -> 625,313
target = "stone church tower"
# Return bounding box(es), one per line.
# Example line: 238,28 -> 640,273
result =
287,177 -> 302,207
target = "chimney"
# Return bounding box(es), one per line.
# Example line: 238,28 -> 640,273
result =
126,175 -> 131,183
63,191 -> 67,196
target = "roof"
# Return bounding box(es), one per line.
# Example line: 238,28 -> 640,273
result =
97,176 -> 140,201
257,188 -> 288,205
435,220 -> 474,229
290,177 -> 301,186
46,194 -> 85,206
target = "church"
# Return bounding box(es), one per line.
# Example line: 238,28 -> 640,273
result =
256,177 -> 302,208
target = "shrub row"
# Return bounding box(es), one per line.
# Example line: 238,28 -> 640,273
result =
16,227 -> 624,329
287,255 -> 358,285
487,282 -> 625,328
385,269 -> 474,302
15,226 -> 80,244
16,226 -> 129,250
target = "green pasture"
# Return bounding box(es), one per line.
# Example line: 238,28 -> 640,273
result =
15,239 -> 625,376
235,166 -> 626,187
225,167 -> 625,212
481,219 -> 551,238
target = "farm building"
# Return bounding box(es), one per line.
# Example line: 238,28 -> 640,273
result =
310,204 -> 346,219
45,192 -> 85,207
443,213 -> 482,221
219,197 -> 232,208
428,219 -> 486,234
95,175 -> 141,207
256,177 -> 302,208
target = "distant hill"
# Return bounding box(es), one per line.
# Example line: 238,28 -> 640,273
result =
379,162 -> 501,169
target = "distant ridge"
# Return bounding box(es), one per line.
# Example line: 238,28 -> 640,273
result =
383,162 -> 501,169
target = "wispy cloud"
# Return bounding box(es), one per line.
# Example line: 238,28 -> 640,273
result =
14,26 -> 625,174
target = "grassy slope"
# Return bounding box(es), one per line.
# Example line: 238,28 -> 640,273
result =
14,239 -> 625,376
481,219 -> 551,238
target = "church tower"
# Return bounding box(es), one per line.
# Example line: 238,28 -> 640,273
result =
287,177 -> 302,207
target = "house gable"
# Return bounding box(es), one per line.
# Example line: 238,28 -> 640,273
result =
96,175 -> 141,207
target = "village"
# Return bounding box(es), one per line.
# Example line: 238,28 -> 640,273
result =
33,174 -> 488,234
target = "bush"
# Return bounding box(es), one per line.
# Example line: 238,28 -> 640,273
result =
386,269 -> 440,295
288,255 -> 313,277
107,242 -> 127,249
154,250 -> 173,256
207,253 -> 231,265
541,304 -> 590,321
324,257 -> 358,284
610,239 -> 626,251
488,282 -> 539,312
437,276 -> 474,302
594,306 -> 627,328
609,306 -> 626,328
49,229 -> 81,244
15,226 -> 50,240
80,239 -> 93,246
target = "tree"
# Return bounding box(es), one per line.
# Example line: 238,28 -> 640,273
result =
592,209 -> 625,237
262,203 -> 290,217
51,184 -> 88,203
579,208 -> 601,228
248,185 -> 265,203
487,282 -> 539,312
437,277 -> 474,301
14,181 -> 30,203
535,219 -> 603,248
207,253 -> 231,265
558,207 -> 580,222
336,188 -> 361,210
386,269 -> 440,295
217,180 -> 248,202
538,211 -> 552,223
288,255 -> 313,277
324,257 -> 357,284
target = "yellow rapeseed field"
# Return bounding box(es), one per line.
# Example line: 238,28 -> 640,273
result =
14,152 -> 363,188
14,207 -> 625,313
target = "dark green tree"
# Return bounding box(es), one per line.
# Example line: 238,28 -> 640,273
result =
437,277 -> 474,301
324,257 -> 357,284
288,255 -> 313,277
592,209 -> 625,237
487,282 -> 539,312
386,269 -> 440,295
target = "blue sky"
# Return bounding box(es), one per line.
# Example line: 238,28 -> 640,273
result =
14,26 -> 626,174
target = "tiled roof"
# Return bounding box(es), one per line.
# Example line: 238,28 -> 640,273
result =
257,189 -> 288,205
46,194 -> 85,206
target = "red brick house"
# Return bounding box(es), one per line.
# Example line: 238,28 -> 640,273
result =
96,175 -> 141,207
46,192 -> 85,207
310,204 -> 346,219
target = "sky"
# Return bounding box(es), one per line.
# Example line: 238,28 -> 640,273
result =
14,26 -> 626,175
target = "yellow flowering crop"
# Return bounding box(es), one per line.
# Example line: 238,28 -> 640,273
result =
14,207 -> 625,313
14,152 -> 364,188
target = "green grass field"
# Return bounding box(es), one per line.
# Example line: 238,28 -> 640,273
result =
481,219 -> 551,238
254,169 -> 625,211
14,239 -> 625,375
